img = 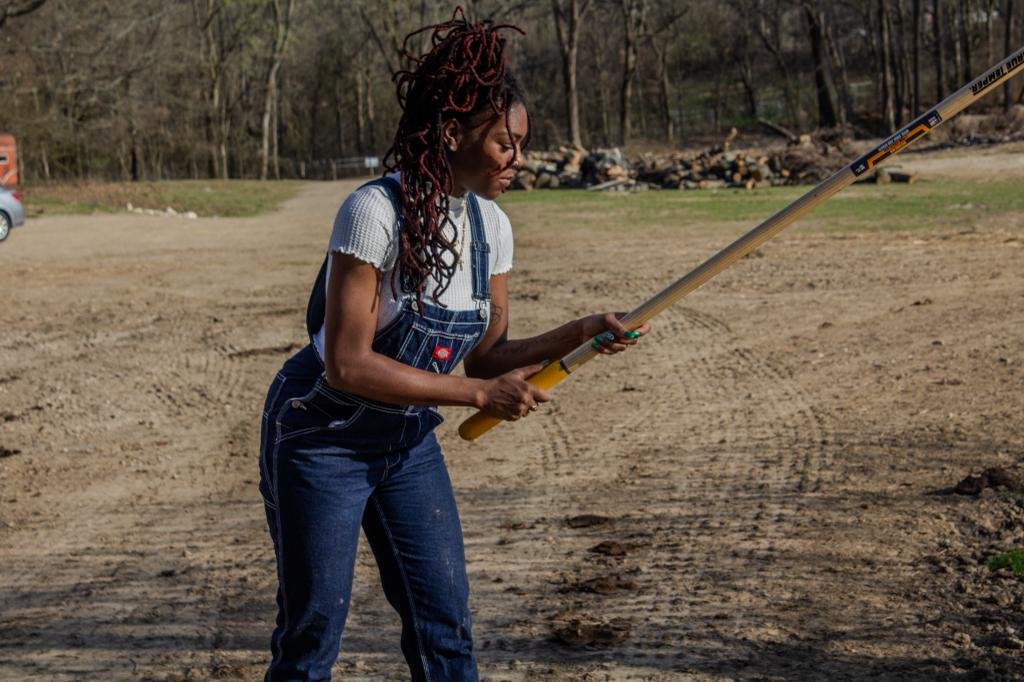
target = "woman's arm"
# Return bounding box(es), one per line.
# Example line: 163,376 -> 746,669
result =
463,273 -> 651,380
323,252 -> 550,419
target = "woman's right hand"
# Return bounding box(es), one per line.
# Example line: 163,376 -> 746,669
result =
477,362 -> 551,421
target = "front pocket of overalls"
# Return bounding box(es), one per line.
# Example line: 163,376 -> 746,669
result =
275,378 -> 365,444
409,326 -> 481,374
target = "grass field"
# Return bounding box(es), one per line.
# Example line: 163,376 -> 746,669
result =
498,178 -> 1024,234
20,179 -> 304,218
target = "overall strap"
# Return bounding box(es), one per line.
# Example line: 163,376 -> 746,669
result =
304,175 -> 406,350
466,192 -> 490,306
304,254 -> 330,349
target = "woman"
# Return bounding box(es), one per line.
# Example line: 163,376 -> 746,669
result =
257,9 -> 650,681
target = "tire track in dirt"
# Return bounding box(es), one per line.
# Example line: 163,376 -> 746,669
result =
488,301 -> 841,669
151,303 -> 298,413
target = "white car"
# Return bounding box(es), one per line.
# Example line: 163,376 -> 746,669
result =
0,186 -> 25,241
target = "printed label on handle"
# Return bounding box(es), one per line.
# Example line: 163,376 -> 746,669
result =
851,109 -> 942,176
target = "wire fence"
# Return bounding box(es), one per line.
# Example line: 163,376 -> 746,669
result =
280,155 -> 382,181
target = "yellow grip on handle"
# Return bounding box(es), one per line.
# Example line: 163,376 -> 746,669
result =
458,360 -> 571,441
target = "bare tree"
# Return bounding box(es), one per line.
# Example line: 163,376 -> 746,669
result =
618,0 -> 646,145
803,0 -> 839,127
644,1 -> 688,143
879,0 -> 896,130
933,0 -> 947,101
823,4 -> 854,122
912,0 -> 921,113
957,0 -> 972,80
260,0 -> 296,180
551,0 -> 592,148
751,0 -> 804,129
191,0 -> 266,179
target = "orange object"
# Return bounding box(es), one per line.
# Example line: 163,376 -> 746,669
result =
0,135 -> 18,187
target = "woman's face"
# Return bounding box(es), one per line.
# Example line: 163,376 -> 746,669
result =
443,101 -> 528,201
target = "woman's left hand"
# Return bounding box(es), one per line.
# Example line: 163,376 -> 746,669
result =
577,312 -> 652,354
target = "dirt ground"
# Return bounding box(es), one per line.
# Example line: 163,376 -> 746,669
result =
2,142 -> 1023,681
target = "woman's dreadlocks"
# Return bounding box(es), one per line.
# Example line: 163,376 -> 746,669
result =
381,5 -> 529,312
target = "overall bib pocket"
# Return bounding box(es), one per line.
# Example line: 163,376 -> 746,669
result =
408,324 -> 481,375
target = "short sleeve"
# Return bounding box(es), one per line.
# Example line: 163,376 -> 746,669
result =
327,183 -> 400,270
492,204 -> 514,275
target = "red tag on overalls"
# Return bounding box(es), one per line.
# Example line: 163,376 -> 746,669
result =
432,345 -> 452,361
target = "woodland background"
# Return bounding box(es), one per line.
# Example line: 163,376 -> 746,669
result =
0,0 -> 1021,183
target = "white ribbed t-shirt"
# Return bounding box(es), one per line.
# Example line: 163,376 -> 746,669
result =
313,171 -> 514,361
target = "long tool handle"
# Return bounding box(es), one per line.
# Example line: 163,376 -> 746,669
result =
459,45 -> 1024,441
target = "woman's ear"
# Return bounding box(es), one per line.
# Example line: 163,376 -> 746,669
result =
440,118 -> 463,153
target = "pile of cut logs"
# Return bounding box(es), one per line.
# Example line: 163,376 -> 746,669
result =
510,134 -> 917,191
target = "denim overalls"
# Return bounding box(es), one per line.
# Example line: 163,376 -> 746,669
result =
258,176 -> 489,681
